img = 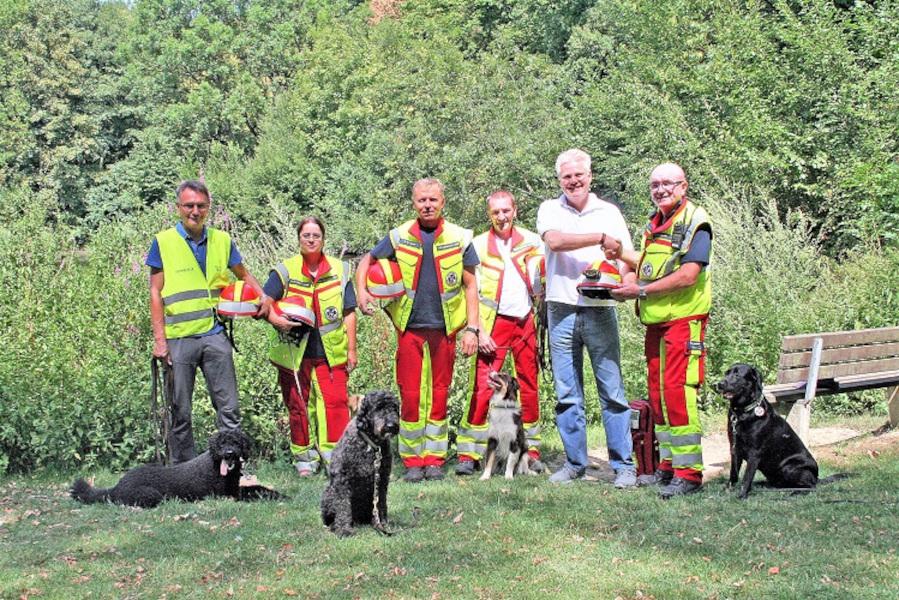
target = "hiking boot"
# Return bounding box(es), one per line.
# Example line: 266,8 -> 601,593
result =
403,467 -> 424,483
424,466 -> 445,481
613,469 -> 637,489
529,458 -> 545,473
548,467 -> 583,485
659,477 -> 703,499
455,461 -> 478,476
637,469 -> 674,487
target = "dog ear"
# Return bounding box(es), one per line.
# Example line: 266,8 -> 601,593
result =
237,430 -> 252,458
508,377 -> 520,398
355,393 -> 372,429
748,366 -> 763,398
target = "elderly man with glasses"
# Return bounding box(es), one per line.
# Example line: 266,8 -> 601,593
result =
536,149 -> 637,488
146,179 -> 266,463
610,162 -> 712,498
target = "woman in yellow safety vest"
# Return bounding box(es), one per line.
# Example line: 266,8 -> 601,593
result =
262,217 -> 358,475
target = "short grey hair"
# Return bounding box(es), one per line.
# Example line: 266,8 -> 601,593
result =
412,177 -> 445,195
555,149 -> 591,176
175,179 -> 210,203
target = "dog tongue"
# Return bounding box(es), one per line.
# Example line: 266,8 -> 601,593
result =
220,459 -> 229,476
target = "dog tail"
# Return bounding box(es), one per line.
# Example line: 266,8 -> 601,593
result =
70,478 -> 112,504
818,473 -> 850,486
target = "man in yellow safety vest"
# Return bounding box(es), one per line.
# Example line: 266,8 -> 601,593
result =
146,180 -> 266,463
356,178 -> 480,483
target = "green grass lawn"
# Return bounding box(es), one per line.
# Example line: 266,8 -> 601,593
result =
2,420 -> 897,600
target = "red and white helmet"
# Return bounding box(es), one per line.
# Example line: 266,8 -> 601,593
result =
366,258 -> 405,299
272,296 -> 315,327
217,281 -> 260,318
576,260 -> 622,299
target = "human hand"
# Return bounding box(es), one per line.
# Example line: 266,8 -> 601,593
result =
268,311 -> 297,333
347,348 -> 357,373
152,340 -> 171,365
461,330 -> 478,356
358,289 -> 377,316
610,281 -> 640,301
478,331 -> 496,355
602,235 -> 622,260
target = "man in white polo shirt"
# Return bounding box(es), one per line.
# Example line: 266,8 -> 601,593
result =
536,148 -> 636,487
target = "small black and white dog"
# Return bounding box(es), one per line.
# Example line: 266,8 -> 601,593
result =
480,372 -> 533,481
717,363 -> 819,498
71,429 -> 285,507
321,391 -> 400,537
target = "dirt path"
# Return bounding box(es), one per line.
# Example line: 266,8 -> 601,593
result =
584,424 -> 899,483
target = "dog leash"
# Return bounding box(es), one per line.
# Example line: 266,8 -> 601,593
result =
357,428 -> 391,536
150,357 -> 173,465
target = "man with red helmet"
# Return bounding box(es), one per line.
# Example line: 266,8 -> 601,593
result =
146,180 -> 266,463
356,178 -> 480,482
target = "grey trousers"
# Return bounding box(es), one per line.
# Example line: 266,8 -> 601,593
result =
167,331 -> 241,463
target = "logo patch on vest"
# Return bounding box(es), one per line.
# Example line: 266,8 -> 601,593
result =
445,272 -> 458,286
324,306 -> 339,322
641,263 -> 654,278
436,242 -> 459,251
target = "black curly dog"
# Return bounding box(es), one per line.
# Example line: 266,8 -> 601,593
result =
71,430 -> 285,507
321,391 -> 400,537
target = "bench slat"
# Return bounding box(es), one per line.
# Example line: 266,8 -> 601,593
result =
780,326 -> 899,351
777,356 -> 899,384
778,341 -> 899,369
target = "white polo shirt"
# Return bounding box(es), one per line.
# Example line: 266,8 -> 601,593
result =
536,193 -> 634,307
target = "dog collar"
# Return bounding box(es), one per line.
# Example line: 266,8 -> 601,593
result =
738,397 -> 765,420
358,429 -> 380,451
490,399 -> 519,410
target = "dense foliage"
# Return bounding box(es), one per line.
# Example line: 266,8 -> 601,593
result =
1,0 -> 897,472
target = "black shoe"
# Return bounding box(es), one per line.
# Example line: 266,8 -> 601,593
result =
638,469 -> 673,487
455,461 -> 478,476
424,466 -> 445,481
659,476 -> 703,499
529,458 -> 545,473
403,467 -> 424,483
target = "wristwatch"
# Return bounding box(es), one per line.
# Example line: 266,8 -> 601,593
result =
464,326 -> 480,336
638,285 -> 648,300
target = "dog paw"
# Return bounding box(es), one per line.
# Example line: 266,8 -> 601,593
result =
478,473 -> 490,482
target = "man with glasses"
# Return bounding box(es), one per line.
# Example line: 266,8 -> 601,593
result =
610,163 -> 712,498
536,149 -> 637,487
146,179 -> 266,463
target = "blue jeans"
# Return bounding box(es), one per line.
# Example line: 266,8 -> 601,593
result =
547,302 -> 634,474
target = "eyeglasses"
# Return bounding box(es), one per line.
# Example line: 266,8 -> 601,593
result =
300,232 -> 322,240
179,202 -> 210,211
650,180 -> 684,191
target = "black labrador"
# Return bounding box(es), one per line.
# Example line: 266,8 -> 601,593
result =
716,363 -> 818,499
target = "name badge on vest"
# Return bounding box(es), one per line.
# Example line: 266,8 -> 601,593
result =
436,242 -> 460,251
399,238 -> 421,249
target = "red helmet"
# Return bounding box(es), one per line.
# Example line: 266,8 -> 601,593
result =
217,281 -> 260,318
366,258 -> 405,299
272,296 -> 315,327
576,260 -> 622,299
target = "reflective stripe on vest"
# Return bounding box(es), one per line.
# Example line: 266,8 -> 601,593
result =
472,227 -> 542,334
383,219 -> 472,334
268,255 -> 350,369
637,200 -> 712,325
157,227 -> 231,339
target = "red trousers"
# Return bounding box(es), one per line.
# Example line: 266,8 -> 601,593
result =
276,360 -> 350,464
645,315 -> 707,483
396,327 -> 456,468
461,314 -> 540,461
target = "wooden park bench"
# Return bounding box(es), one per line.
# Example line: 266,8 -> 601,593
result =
762,326 -> 899,443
